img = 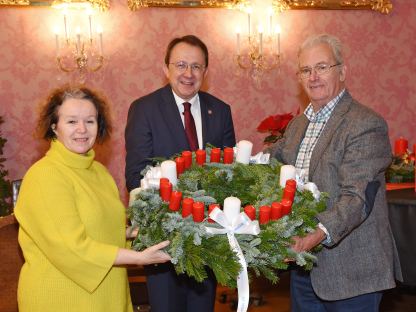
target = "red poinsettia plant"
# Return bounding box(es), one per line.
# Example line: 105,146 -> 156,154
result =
257,113 -> 294,144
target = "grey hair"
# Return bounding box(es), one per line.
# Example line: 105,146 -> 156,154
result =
298,34 -> 344,65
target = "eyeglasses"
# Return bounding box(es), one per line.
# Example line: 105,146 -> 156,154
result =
169,61 -> 206,74
297,63 -> 342,79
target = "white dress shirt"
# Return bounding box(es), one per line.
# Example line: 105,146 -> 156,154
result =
172,91 -> 203,149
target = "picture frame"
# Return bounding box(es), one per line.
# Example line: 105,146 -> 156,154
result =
0,0 -> 393,15
127,0 -> 392,14
0,0 -> 30,5
0,0 -> 106,8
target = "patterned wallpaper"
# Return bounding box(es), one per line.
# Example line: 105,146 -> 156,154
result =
0,0 -> 415,202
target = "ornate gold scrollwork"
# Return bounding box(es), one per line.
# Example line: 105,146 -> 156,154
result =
0,0 -> 30,5
0,0 -> 109,10
127,0 -> 393,14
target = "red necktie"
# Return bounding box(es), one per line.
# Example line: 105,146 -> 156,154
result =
183,102 -> 198,151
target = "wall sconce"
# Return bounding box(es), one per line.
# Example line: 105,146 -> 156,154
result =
234,0 -> 288,86
52,0 -> 108,81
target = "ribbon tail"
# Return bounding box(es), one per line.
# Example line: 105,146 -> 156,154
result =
227,233 -> 250,312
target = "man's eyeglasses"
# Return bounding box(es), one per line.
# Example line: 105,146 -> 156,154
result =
169,61 -> 206,74
297,63 -> 342,79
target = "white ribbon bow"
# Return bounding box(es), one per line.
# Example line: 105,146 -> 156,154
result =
298,181 -> 321,200
295,169 -> 321,200
250,152 -> 270,164
205,208 -> 260,312
140,166 -> 162,190
232,145 -> 270,165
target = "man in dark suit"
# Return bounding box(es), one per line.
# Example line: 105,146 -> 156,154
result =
272,34 -> 402,311
125,35 -> 236,312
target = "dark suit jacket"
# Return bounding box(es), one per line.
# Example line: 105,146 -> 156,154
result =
125,84 -> 236,192
273,90 -> 402,300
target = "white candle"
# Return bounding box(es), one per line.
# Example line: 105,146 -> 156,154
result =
279,165 -> 296,188
224,196 -> 241,222
161,160 -> 178,186
236,140 -> 253,165
258,25 -> 263,55
236,29 -> 241,55
247,9 -> 252,38
63,13 -> 68,41
278,33 -> 280,55
268,8 -> 273,35
76,27 -> 81,55
99,32 -> 103,55
97,26 -> 103,55
88,15 -> 93,42
54,29 -> 60,57
275,25 -> 281,55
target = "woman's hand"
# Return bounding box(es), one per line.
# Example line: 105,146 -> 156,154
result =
114,241 -> 171,266
136,240 -> 171,265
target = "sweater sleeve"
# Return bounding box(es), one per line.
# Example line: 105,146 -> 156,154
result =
15,164 -> 119,293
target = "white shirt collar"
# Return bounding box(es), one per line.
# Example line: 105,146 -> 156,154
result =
172,91 -> 200,111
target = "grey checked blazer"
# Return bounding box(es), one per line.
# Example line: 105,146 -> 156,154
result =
273,90 -> 402,300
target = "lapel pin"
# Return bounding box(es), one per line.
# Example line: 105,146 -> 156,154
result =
208,110 -> 212,115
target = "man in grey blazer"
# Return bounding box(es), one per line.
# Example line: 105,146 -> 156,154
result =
272,34 -> 402,311
125,35 -> 235,312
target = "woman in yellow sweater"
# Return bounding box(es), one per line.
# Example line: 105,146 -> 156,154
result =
14,85 -> 170,312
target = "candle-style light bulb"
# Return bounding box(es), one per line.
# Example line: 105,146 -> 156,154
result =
275,24 -> 281,55
275,24 -> 281,34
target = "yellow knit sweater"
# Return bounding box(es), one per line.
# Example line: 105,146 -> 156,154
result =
15,140 -> 133,312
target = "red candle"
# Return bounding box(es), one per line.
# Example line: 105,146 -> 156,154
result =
160,182 -> 172,202
210,148 -> 221,163
283,185 -> 296,202
223,147 -> 234,164
285,179 -> 297,189
208,204 -> 220,223
394,137 -> 408,155
414,143 -> 416,155
244,205 -> 256,220
182,151 -> 192,169
175,157 -> 185,176
281,199 -> 292,216
196,149 -> 206,166
169,191 -> 182,211
259,205 -> 271,224
159,177 -> 169,187
182,198 -> 194,218
192,201 -> 205,222
271,202 -> 283,220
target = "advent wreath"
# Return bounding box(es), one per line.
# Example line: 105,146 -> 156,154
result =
128,148 -> 327,288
